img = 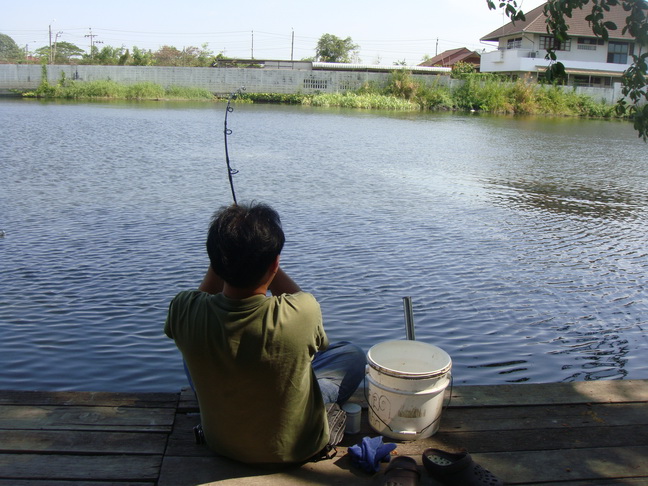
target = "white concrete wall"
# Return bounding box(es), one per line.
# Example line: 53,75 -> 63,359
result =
0,64 -> 447,95
0,63 -> 623,105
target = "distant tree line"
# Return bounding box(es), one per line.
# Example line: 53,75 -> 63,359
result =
0,32 -> 362,67
0,33 -> 220,67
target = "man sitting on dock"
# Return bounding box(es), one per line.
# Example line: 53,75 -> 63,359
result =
165,202 -> 365,464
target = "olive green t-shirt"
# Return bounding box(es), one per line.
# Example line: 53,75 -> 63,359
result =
165,290 -> 330,464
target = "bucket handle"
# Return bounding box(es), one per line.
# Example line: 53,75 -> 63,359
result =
363,371 -> 454,437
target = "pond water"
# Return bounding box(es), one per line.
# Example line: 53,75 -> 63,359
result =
1,98 -> 647,392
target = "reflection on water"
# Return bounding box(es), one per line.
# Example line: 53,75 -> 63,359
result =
488,178 -> 645,220
1,99 -> 647,392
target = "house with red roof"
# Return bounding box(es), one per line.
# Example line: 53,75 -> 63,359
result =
479,2 -> 638,87
419,47 -> 482,71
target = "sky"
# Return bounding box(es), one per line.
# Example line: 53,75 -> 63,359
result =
2,0 -> 546,65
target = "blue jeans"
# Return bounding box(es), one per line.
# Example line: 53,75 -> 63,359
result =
313,341 -> 366,404
184,341 -> 366,404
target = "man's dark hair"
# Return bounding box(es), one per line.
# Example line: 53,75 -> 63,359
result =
206,203 -> 285,289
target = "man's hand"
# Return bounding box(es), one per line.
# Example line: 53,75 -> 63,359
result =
269,267 -> 301,295
199,266 -> 224,294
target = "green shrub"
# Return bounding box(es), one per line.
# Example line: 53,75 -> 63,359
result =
239,92 -> 304,104
451,61 -> 476,79
169,86 -> 215,100
386,70 -> 419,100
416,83 -> 453,110
510,79 -> 538,114
125,82 -> 166,99
307,92 -> 417,110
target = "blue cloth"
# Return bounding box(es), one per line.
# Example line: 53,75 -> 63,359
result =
348,436 -> 397,473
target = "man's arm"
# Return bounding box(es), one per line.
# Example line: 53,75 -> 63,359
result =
198,266 -> 224,294
269,267 -> 301,295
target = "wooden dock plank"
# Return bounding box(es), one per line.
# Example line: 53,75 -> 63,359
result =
448,379 -> 648,407
178,379 -> 648,409
0,453 -> 161,481
0,429 -> 168,454
158,453 -> 381,486
0,482 -> 152,486
158,446 -> 648,486
437,402 -> 648,431
2,380 -> 647,485
0,390 -> 177,408
162,380 -> 648,485
472,446 -> 648,484
168,407 -> 648,456
0,404 -> 175,431
398,424 -> 648,454
0,390 -> 178,485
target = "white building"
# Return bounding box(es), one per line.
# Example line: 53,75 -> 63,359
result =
480,2 -> 638,87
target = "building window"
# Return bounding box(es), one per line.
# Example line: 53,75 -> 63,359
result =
607,41 -> 632,64
578,37 -> 604,46
577,38 -> 601,51
507,37 -> 522,49
540,36 -> 571,51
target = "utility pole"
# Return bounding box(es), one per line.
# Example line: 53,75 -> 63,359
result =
52,31 -> 63,63
25,40 -> 37,58
85,28 -> 102,60
435,38 -> 439,56
251,30 -> 254,59
291,28 -> 294,61
48,20 -> 56,64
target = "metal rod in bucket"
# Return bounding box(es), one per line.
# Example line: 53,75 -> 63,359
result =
403,296 -> 416,341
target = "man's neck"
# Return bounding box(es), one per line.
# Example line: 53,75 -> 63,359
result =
220,257 -> 279,300
222,283 -> 268,300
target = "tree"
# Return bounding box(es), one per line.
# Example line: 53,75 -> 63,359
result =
451,61 -> 476,78
0,33 -> 24,63
131,46 -> 154,66
315,34 -> 359,63
35,41 -> 84,64
487,0 -> 648,140
152,45 -> 183,66
151,44 -> 214,66
82,45 -> 128,65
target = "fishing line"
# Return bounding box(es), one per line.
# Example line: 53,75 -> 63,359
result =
223,87 -> 245,204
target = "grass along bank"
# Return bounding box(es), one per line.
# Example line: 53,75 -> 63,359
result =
23,66 -> 619,119
23,79 -> 216,101
22,66 -> 215,101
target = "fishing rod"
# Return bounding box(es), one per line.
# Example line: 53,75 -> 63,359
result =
223,87 -> 245,204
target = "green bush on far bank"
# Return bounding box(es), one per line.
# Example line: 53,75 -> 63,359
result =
23,72 -> 216,100
305,92 -> 418,110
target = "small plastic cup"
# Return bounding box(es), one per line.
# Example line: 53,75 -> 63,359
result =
343,402 -> 362,434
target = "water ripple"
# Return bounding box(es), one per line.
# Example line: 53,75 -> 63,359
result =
1,101 -> 647,391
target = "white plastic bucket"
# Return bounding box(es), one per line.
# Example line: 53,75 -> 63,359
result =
366,340 -> 452,440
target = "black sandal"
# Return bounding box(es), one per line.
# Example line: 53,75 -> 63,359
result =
422,448 -> 503,485
382,456 -> 420,486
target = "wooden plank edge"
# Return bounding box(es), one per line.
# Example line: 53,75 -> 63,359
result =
447,380 -> 648,407
0,390 -> 179,408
